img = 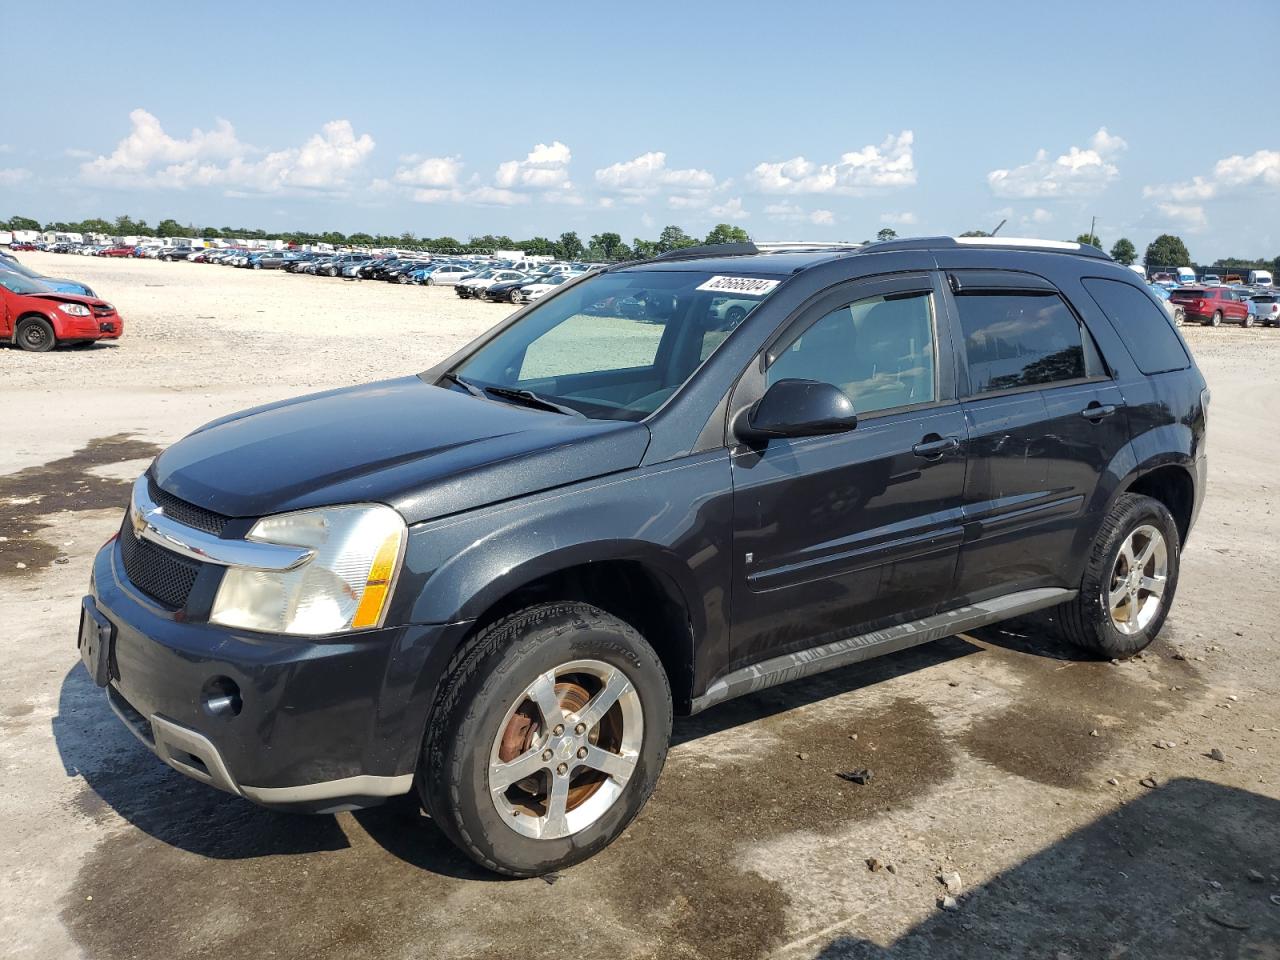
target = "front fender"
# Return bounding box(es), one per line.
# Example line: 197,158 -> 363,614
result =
394,450 -> 734,689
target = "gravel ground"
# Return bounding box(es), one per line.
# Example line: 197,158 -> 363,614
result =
2,253 -> 1279,959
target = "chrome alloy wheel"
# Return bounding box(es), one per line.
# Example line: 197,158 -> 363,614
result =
1107,524 -> 1169,635
488,659 -> 643,840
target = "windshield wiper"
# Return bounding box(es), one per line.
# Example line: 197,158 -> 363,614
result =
483,385 -> 586,418
439,371 -> 486,399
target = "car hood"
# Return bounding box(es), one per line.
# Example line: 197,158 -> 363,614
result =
151,375 -> 651,524
28,291 -> 106,308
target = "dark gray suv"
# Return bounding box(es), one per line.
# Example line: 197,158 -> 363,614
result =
80,236 -> 1207,875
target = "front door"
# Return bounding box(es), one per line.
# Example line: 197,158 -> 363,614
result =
729,273 -> 968,670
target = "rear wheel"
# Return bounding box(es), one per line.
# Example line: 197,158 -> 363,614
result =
1050,493 -> 1180,659
1173,306 -> 1185,325
421,603 -> 671,877
15,317 -> 56,352
1210,310 -> 1223,327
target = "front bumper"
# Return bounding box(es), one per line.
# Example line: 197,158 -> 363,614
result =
86,536 -> 469,812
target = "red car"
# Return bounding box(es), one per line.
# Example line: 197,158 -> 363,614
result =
9,242 -> 38,252
1169,286 -> 1251,327
100,245 -> 136,258
0,273 -> 123,351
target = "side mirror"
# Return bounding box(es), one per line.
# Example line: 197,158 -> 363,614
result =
735,378 -> 858,442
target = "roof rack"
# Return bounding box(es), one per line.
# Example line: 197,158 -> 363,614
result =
754,241 -> 864,252
647,242 -> 760,262
863,235 -> 1111,260
645,239 -> 864,263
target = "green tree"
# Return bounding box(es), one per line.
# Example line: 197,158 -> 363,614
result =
556,231 -> 584,260
704,223 -> 750,245
632,238 -> 658,259
1144,234 -> 1192,269
589,232 -> 626,260
958,229 -> 990,237
6,215 -> 41,232
656,225 -> 696,253
1109,237 -> 1137,265
155,218 -> 185,238
876,227 -> 898,242
1075,232 -> 1103,249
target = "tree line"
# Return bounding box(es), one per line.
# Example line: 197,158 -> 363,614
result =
1,213 -> 749,262
7,213 -> 1276,275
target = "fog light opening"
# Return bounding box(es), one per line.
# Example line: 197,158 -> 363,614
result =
201,677 -> 242,719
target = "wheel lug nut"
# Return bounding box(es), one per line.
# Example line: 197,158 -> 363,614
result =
556,763 -> 568,776
542,749 -> 553,762
575,723 -> 586,735
553,724 -> 565,736
577,747 -> 588,759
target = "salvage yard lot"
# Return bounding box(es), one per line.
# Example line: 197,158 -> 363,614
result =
2,252 -> 1280,959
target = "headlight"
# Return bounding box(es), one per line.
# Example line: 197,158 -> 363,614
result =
210,503 -> 406,636
59,303 -> 91,317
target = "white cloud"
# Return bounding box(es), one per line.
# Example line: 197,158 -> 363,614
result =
879,211 -> 918,225
80,109 -> 374,194
495,141 -> 573,192
1144,149 -> 1280,202
765,202 -> 833,225
393,154 -> 462,188
594,151 -> 718,207
1030,207 -> 1053,223
987,127 -> 1126,198
750,131 -> 915,195
64,147 -> 94,159
0,168 -> 32,186
709,197 -> 749,219
1155,202 -> 1207,231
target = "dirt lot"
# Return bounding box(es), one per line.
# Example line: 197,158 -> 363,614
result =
2,252 -> 1279,959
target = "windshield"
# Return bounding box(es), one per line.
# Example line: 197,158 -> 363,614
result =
453,268 -> 781,421
0,270 -> 55,295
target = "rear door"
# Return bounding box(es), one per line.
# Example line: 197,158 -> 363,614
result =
942,270 -> 1129,599
729,272 -> 968,667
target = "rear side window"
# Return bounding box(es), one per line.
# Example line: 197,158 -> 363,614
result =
953,291 -> 1095,394
1082,278 -> 1190,375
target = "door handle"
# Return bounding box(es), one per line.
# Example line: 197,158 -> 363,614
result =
912,435 -> 960,459
1080,402 -> 1119,421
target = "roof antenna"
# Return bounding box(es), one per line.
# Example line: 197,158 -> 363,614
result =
990,218 -> 1007,237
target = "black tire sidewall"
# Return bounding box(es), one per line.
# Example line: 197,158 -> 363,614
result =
17,317 -> 56,352
1081,495 -> 1181,658
426,603 -> 672,877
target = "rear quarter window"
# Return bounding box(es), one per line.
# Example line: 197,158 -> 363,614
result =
1081,278 -> 1190,375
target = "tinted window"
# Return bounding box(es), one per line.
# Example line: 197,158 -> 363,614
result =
767,290 -> 935,415
954,291 -> 1090,394
1081,278 -> 1189,375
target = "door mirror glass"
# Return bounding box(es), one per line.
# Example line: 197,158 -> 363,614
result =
736,378 -> 858,441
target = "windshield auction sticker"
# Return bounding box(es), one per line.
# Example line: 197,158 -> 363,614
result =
695,276 -> 781,297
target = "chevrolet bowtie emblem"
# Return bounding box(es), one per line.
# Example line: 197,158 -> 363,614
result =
130,503 -> 152,540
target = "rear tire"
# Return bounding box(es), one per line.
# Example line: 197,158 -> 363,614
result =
1210,310 -> 1223,327
1051,493 -> 1180,659
16,316 -> 56,352
420,602 -> 672,877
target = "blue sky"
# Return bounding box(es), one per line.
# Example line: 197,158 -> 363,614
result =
2,0 -> 1276,261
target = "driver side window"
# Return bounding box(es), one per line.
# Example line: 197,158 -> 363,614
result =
767,290 -> 937,415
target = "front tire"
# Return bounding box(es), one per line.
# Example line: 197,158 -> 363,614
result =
16,316 -> 56,352
421,603 -> 671,877
1051,493 -> 1180,659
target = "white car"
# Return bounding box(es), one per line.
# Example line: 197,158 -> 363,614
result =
1248,293 -> 1279,327
457,270 -> 529,299
426,264 -> 476,286
515,273 -> 569,303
